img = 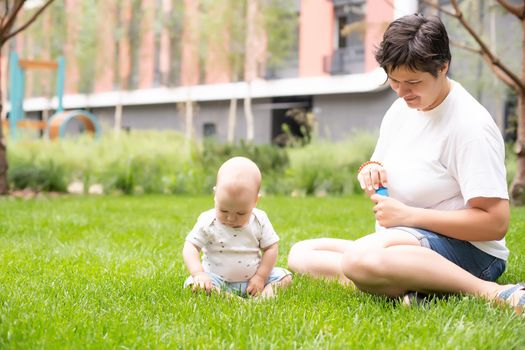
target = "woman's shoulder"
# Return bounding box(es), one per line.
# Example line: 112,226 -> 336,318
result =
449,81 -> 490,116
447,85 -> 504,147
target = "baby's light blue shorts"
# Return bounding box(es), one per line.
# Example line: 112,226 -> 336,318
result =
184,267 -> 292,296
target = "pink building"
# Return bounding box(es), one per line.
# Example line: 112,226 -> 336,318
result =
11,0 -> 418,143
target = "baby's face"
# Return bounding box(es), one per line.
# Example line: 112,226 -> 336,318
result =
214,186 -> 257,228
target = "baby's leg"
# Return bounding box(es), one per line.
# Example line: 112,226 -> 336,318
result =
262,274 -> 292,297
260,267 -> 293,297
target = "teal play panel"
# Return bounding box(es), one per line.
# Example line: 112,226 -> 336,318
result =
8,52 -> 100,140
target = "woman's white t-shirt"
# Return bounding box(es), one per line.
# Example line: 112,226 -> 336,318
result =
372,79 -> 509,260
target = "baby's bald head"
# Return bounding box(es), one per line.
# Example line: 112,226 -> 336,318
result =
214,157 -> 261,227
216,157 -> 261,199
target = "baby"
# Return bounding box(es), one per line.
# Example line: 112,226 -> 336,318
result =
182,156 -> 292,297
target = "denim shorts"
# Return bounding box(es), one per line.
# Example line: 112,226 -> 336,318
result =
184,267 -> 292,296
404,228 -> 506,281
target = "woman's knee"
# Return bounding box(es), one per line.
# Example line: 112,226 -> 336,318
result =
341,246 -> 385,282
287,240 -> 322,273
287,242 -> 308,273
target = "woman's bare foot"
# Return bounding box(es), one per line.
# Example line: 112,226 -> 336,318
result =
494,284 -> 525,315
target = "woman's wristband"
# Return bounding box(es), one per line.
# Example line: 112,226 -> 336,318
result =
357,160 -> 383,174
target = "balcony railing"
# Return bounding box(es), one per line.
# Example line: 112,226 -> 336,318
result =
323,46 -> 364,75
333,0 -> 365,6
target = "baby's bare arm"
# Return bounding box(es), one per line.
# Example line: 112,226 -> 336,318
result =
182,241 -> 212,292
247,243 -> 278,295
257,243 -> 278,279
182,241 -> 204,275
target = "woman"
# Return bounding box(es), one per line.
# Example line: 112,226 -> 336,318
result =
287,14 -> 524,312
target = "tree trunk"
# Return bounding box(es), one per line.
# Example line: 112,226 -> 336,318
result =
243,0 -> 259,143
114,93 -> 123,137
227,98 -> 237,143
184,99 -> 193,141
0,49 -> 8,195
509,15 -> 525,205
244,84 -> 254,142
0,137 -> 7,194
510,92 -> 525,205
127,0 -> 143,90
113,0 -> 122,89
0,0 -> 57,195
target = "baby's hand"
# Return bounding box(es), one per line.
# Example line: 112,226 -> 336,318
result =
192,272 -> 213,293
246,274 -> 266,296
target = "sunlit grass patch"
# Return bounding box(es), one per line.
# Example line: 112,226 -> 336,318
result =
0,195 -> 524,349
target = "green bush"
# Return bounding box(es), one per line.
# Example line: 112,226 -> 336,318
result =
286,132 -> 376,195
200,139 -> 289,175
6,130 -> 378,195
7,131 -> 198,194
8,160 -> 67,192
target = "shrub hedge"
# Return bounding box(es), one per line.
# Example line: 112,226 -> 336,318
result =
6,130 -> 516,195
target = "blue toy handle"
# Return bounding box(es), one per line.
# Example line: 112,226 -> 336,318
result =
376,187 -> 389,196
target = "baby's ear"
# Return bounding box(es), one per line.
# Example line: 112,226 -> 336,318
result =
213,186 -> 217,193
256,193 -> 261,204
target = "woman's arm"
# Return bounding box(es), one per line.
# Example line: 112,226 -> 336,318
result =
373,195 -> 509,241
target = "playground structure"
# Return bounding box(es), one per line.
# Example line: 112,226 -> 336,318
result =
7,52 -> 101,140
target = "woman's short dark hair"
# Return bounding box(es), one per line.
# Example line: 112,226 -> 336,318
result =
375,13 -> 451,77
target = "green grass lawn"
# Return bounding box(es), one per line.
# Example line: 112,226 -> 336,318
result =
0,195 -> 524,349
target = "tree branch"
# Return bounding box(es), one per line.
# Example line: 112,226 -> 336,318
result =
450,39 -> 481,54
423,0 -> 525,94
450,39 -> 517,90
0,0 -> 11,28
4,0 -> 55,42
448,0 -> 525,93
0,0 -> 24,42
496,0 -> 524,19
481,52 -> 519,90
420,0 -> 458,17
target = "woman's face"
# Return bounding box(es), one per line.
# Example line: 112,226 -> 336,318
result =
387,64 -> 449,112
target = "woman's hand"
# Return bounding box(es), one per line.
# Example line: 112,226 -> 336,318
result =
371,194 -> 414,228
357,163 -> 388,197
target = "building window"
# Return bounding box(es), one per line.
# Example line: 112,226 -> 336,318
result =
325,0 -> 366,75
336,15 -> 348,49
203,122 -> 216,137
334,0 -> 365,50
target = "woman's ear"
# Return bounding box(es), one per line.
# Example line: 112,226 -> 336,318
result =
440,62 -> 449,75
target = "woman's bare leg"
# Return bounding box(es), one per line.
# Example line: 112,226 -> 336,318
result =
287,238 -> 355,284
341,229 -> 510,300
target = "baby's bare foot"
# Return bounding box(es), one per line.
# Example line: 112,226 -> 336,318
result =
260,284 -> 275,298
